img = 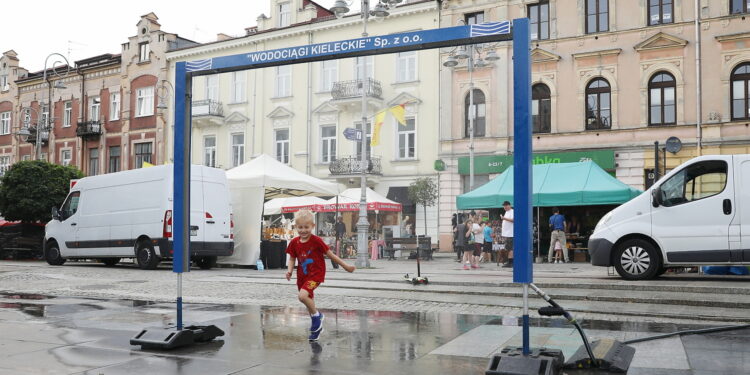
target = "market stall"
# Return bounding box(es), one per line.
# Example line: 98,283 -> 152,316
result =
456,161 -> 642,261
222,154 -> 340,266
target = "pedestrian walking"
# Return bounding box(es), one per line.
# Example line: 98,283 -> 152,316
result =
454,214 -> 466,262
482,221 -> 493,263
285,210 -> 355,341
547,207 -> 569,263
461,218 -> 475,270
501,201 -> 514,268
471,218 -> 483,268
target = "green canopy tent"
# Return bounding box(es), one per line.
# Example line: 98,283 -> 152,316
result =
457,161 -> 642,261
456,161 -> 641,209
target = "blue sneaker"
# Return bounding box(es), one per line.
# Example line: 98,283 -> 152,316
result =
308,327 -> 324,342
310,312 -> 324,332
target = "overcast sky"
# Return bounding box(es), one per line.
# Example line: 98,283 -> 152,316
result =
3,0 -> 345,72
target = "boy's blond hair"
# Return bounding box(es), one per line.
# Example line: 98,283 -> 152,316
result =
294,209 -> 315,225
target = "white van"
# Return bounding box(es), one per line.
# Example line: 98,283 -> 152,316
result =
45,165 -> 233,270
590,154 -> 750,280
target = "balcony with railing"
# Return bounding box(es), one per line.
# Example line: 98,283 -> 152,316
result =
329,156 -> 382,176
331,79 -> 383,102
192,99 -> 224,127
76,121 -> 102,139
24,126 -> 49,144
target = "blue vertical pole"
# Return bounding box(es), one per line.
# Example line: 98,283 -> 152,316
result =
512,18 -> 532,356
173,62 -> 190,330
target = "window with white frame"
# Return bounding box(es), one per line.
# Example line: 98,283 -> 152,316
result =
206,74 -> 219,101
204,136 -> 216,167
89,97 -> 100,121
320,125 -> 336,163
22,108 -> 31,126
354,56 -> 374,80
0,75 -> 8,90
136,87 -> 154,117
274,129 -> 290,164
0,156 -> 10,174
41,104 -> 49,126
278,2 -> 291,27
139,42 -> 150,62
320,60 -> 337,92
397,117 -> 416,159
231,133 -> 245,168
396,51 -> 417,82
0,112 -> 10,135
89,148 -> 99,176
110,92 -> 120,120
63,101 -> 72,127
231,71 -> 246,103
21,155 -> 30,161
275,66 -> 291,97
134,142 -> 152,168
60,149 -> 72,166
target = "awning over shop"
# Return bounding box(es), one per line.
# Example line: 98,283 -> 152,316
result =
456,161 -> 642,209
318,188 -> 402,212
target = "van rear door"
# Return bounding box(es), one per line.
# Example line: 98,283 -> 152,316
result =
201,169 -> 231,247
736,156 -> 750,261
651,158 -> 734,263
189,167 -> 205,252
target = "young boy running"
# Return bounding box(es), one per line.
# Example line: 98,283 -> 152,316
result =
285,210 -> 355,341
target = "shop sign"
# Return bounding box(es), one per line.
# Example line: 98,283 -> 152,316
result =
458,150 -> 615,175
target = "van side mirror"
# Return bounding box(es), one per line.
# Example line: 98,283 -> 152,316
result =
51,207 -> 61,221
651,188 -> 661,208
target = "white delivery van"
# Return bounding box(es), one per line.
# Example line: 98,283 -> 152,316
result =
44,165 -> 233,270
589,154 -> 750,280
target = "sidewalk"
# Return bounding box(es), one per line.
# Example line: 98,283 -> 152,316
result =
1,291 -> 747,374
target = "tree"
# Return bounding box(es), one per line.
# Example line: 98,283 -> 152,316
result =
407,177 -> 438,236
0,160 -> 84,223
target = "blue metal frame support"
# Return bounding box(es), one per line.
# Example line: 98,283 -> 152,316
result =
512,18 -> 532,355
173,61 -> 190,330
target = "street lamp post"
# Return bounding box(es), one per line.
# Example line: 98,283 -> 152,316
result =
331,0 -> 398,268
39,53 -> 70,161
443,40 -> 498,192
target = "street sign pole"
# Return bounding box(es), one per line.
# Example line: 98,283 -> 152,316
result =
512,18 -> 532,356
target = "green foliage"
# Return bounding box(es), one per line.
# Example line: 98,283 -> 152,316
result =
0,161 -> 84,223
408,177 -> 438,209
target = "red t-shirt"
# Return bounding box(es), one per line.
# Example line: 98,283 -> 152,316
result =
286,235 -> 329,282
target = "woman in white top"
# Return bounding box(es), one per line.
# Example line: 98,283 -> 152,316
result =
471,217 -> 483,268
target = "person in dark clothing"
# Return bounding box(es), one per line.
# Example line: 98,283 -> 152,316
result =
332,216 -> 347,268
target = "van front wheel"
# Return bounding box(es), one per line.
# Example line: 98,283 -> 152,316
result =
195,256 -> 217,270
45,241 -> 66,266
136,241 -> 160,270
614,239 -> 661,280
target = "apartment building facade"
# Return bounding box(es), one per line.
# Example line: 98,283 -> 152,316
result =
166,0 -> 442,239
0,13 -> 195,177
436,0 -> 750,248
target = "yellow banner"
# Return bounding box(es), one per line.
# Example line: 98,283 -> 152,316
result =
389,104 -> 406,126
371,111 -> 386,146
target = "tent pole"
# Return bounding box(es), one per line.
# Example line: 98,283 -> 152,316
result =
536,206 -> 540,262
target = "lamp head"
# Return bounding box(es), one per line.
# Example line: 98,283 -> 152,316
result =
370,2 -> 389,18
330,0 -> 350,18
455,47 -> 470,60
17,127 -> 31,137
484,50 -> 500,61
386,0 -> 402,5
474,58 -> 486,68
443,55 -> 458,68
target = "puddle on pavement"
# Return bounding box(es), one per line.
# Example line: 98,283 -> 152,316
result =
485,316 -> 716,333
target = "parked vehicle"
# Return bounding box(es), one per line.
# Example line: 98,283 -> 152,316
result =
589,154 -> 750,280
45,165 -> 233,270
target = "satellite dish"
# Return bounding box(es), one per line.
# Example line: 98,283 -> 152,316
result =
665,136 -> 682,154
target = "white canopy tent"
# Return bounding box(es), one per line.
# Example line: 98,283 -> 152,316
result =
221,154 -> 340,265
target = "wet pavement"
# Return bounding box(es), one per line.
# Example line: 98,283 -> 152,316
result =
0,292 -> 748,374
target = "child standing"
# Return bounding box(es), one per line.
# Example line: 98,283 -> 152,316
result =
285,210 -> 355,341
553,240 -> 563,264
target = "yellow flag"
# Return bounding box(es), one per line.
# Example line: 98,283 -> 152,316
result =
389,104 -> 407,126
142,161 -> 155,168
371,110 -> 386,146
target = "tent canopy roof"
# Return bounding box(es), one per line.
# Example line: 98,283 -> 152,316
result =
456,161 -> 642,209
227,154 -> 341,198
263,196 -> 327,215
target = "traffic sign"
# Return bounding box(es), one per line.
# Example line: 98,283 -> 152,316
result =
343,127 -> 363,141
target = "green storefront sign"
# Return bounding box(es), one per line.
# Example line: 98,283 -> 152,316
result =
458,150 -> 615,175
